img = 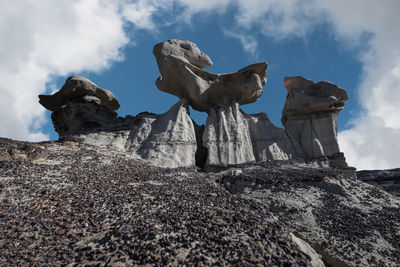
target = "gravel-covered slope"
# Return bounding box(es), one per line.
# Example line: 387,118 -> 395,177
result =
0,138 -> 312,266
219,161 -> 400,267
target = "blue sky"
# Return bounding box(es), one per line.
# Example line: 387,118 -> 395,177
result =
1,0 -> 399,169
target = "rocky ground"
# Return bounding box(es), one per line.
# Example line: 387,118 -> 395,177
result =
218,162 -> 400,266
357,168 -> 400,197
1,137 -> 399,266
0,138 -> 313,266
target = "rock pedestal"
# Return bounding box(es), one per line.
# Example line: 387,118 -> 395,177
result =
282,76 -> 348,165
203,103 -> 255,166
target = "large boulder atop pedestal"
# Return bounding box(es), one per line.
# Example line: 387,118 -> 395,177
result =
281,76 -> 348,163
282,76 -> 348,121
39,75 -> 120,111
153,39 -> 267,112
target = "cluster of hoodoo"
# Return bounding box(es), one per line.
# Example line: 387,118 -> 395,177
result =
39,39 -> 348,169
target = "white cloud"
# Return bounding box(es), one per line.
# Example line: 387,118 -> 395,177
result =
0,0 -> 128,141
122,0 -> 174,31
223,30 -> 259,57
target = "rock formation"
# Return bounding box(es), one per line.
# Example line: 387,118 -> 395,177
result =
39,75 -> 120,111
81,99 -> 197,168
282,76 -> 348,166
39,77 -> 196,168
154,39 -> 305,167
153,39 -> 267,112
39,40 -> 350,169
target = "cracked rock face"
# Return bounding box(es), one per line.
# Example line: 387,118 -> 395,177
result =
79,99 -> 198,168
203,103 -> 304,168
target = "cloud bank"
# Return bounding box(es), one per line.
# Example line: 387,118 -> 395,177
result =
1,0 -> 399,169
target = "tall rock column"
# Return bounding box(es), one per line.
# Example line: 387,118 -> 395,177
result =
153,39 -> 269,167
281,76 -> 348,165
203,103 -> 255,166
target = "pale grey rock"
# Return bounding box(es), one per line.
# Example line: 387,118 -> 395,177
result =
203,103 -> 255,166
282,76 -> 348,160
243,112 -> 305,161
81,99 -> 197,168
289,233 -> 325,267
153,39 -> 267,112
39,75 -> 120,111
282,76 -> 347,117
203,105 -> 304,167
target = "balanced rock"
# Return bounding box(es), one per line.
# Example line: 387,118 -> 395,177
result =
153,39 -> 267,112
39,75 -> 120,111
153,39 -> 306,167
282,76 -> 348,162
39,76 -> 197,168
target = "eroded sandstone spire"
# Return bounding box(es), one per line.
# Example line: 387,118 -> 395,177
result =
282,76 -> 348,166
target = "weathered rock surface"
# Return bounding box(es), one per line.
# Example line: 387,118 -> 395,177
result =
0,137 -> 319,266
50,96 -> 134,136
244,112 -> 305,161
282,76 -> 348,162
357,168 -> 400,197
203,103 -> 304,168
39,42 -> 351,170
39,75 -> 120,111
80,99 -> 197,168
153,39 -> 267,112
39,77 -> 197,168
203,103 -> 255,166
219,161 -> 400,267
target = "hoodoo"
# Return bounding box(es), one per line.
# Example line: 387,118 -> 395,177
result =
39,40 -> 349,169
